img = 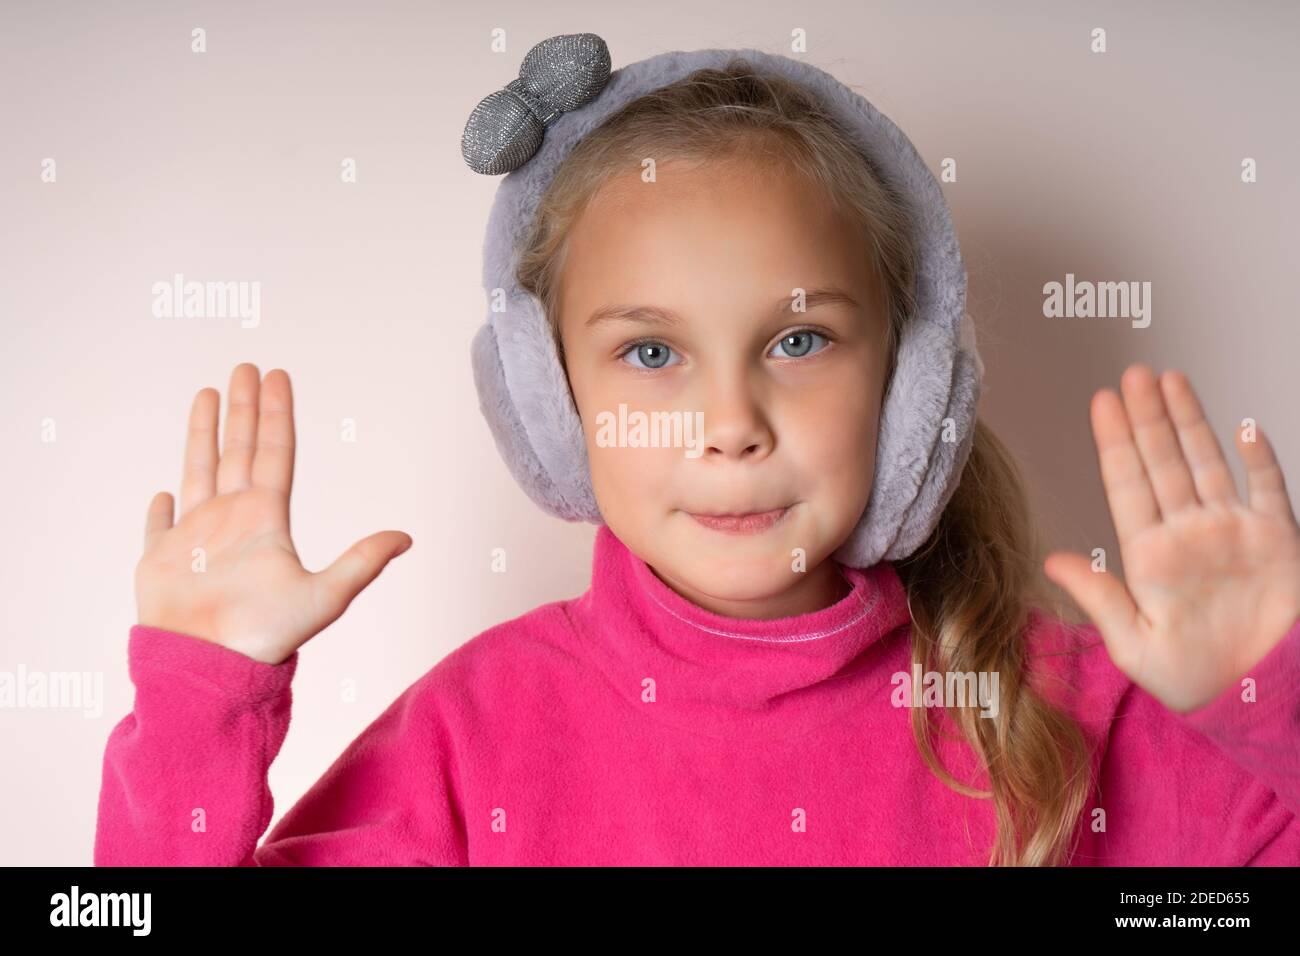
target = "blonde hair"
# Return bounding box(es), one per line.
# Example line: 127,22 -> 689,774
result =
515,59 -> 1094,866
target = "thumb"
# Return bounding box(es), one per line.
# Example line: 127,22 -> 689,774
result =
1043,550 -> 1143,669
312,531 -> 413,625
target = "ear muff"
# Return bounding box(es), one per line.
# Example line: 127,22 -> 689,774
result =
471,44 -> 983,568
471,299 -> 597,522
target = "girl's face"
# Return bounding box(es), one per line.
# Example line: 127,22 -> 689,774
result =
557,156 -> 891,618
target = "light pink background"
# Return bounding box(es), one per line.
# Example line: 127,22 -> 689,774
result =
2,1 -> 1297,864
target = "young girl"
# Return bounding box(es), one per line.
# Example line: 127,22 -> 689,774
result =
95,35 -> 1300,866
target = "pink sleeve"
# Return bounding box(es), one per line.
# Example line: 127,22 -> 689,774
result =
1176,618 -> 1300,817
1088,618 -> 1300,865
95,626 -> 468,866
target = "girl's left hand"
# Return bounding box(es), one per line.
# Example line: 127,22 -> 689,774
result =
1043,363 -> 1300,714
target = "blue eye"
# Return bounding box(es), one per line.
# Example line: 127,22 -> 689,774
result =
769,329 -> 829,359
618,330 -> 831,369
620,341 -> 680,370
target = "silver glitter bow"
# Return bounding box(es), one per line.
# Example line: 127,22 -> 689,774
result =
461,33 -> 613,176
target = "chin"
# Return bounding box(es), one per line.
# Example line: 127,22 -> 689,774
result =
684,540 -> 805,594
671,559 -> 788,603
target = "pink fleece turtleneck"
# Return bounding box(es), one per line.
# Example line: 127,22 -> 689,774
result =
95,524 -> 1300,865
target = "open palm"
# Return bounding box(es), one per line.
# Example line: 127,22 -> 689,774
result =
135,364 -> 412,665
1044,364 -> 1300,713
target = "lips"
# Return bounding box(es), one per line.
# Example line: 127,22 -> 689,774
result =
686,506 -> 791,535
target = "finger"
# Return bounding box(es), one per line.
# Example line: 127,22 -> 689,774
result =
179,388 -> 219,518
1237,421 -> 1298,528
1091,387 -> 1162,546
251,369 -> 295,499
144,491 -> 174,552
216,363 -> 260,496
1043,551 -> 1144,674
311,532 -> 414,628
1119,363 -> 1200,517
1158,369 -> 1240,507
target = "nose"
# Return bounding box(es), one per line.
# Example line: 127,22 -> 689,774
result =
699,371 -> 775,462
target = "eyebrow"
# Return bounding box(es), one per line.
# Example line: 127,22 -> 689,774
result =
583,286 -> 861,329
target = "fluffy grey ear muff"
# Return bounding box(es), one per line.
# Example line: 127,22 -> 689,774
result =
469,37 -> 984,569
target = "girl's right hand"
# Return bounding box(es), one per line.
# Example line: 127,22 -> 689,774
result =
134,363 -> 413,666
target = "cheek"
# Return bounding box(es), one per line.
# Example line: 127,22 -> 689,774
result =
783,385 -> 879,485
796,422 -> 874,486
577,375 -> 686,495
587,443 -> 678,516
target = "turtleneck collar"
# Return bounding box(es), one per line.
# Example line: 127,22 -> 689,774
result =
563,524 -> 914,741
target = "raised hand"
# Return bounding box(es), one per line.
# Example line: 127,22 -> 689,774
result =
1043,363 -> 1300,713
134,363 -> 413,665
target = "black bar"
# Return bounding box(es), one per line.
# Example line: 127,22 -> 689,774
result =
0,865 -> 1289,941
